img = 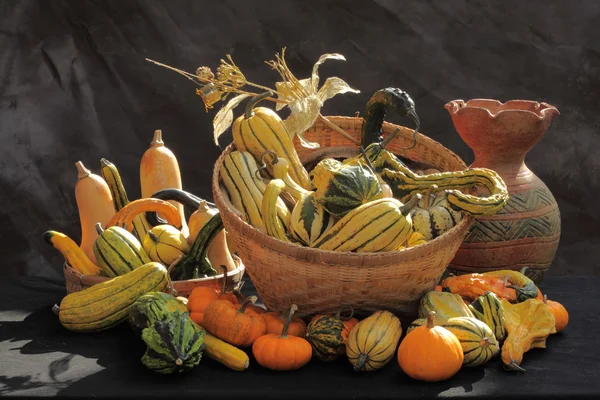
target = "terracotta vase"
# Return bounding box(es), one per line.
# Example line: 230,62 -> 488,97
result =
444,99 -> 561,284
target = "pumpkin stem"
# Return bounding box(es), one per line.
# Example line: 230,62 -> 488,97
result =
75,161 -> 91,180
399,193 -> 422,215
238,295 -> 258,314
354,353 -> 369,371
425,311 -> 437,329
151,129 -> 165,147
280,304 -> 298,338
95,222 -> 104,235
245,91 -> 273,118
219,265 -> 229,295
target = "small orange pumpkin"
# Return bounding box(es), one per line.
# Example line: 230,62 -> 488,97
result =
203,295 -> 266,347
544,295 -> 568,332
397,311 -> 464,382
252,304 -> 313,371
233,283 -> 267,315
263,305 -> 307,337
187,266 -> 239,325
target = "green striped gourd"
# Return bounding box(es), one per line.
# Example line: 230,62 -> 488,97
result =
53,262 -> 170,332
410,185 -> 463,241
268,155 -> 333,246
468,291 -> 507,341
311,195 -> 421,252
231,92 -> 311,190
129,291 -> 188,337
219,150 -> 290,233
311,157 -> 383,218
306,314 -> 347,361
347,142 -> 509,216
93,223 -> 152,277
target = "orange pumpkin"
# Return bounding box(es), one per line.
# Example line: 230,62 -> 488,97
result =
544,295 -> 568,332
203,295 -> 266,347
232,283 -> 267,315
187,266 -> 239,325
252,304 -> 312,371
263,305 -> 307,337
397,311 -> 464,382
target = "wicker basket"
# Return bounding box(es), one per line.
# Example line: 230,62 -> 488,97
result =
212,116 -> 473,320
62,255 -> 246,297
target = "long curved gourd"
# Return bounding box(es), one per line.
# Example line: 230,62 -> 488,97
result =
261,179 -> 291,243
268,155 -> 333,246
147,188 -> 211,226
52,262 -> 170,332
219,150 -> 290,233
44,230 -> 102,276
140,130 -> 188,237
356,88 -> 509,217
74,161 -> 116,264
106,198 -> 183,234
311,195 -> 421,252
101,158 -> 152,241
232,92 -> 312,190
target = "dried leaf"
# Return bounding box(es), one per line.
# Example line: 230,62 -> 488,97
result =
284,95 -> 322,148
317,76 -> 360,103
311,53 -> 346,92
212,93 -> 251,145
275,78 -> 313,111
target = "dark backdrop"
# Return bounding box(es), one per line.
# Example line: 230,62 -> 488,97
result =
1,0 -> 598,279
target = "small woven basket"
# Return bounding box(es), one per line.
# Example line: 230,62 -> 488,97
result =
62,255 -> 246,297
212,116 -> 473,320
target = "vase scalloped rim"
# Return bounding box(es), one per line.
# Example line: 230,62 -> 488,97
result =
445,99 -> 560,120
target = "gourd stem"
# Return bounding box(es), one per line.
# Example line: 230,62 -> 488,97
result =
100,158 -> 111,168
354,353 -> 369,371
148,231 -> 160,243
399,193 -> 422,215
198,200 -> 211,213
335,305 -> 354,321
280,304 -> 298,338
52,304 -> 60,315
219,265 -> 228,295
238,295 -> 258,314
245,92 -> 273,118
543,294 -> 548,304
75,161 -> 91,180
95,222 -> 104,235
423,184 -> 438,208
426,311 -> 437,329
151,130 -> 164,147
504,361 -> 526,373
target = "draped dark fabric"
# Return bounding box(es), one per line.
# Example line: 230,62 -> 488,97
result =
1,0 -> 599,278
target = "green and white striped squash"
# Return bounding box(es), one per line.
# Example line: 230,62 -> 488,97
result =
305,314 -> 347,362
468,291 -> 507,341
410,185 -> 463,241
93,224 -> 152,277
310,158 -> 382,218
408,316 -> 499,367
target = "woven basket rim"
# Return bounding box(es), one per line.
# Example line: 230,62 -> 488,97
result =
211,116 -> 474,267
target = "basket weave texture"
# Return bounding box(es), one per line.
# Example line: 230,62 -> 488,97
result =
212,116 -> 473,319
63,256 -> 245,297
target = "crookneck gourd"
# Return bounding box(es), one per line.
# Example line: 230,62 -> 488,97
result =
500,298 -> 556,372
441,269 -> 539,303
266,153 -> 333,246
352,88 -> 509,217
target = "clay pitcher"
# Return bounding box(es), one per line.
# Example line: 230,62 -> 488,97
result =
445,99 -> 561,284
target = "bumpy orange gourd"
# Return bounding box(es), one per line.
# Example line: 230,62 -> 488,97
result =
202,295 -> 266,347
262,305 -> 308,338
397,311 -> 464,382
252,304 -> 313,371
74,161 -> 116,264
544,295 -> 569,333
187,266 -> 239,325
140,129 -> 188,237
187,201 -> 236,273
